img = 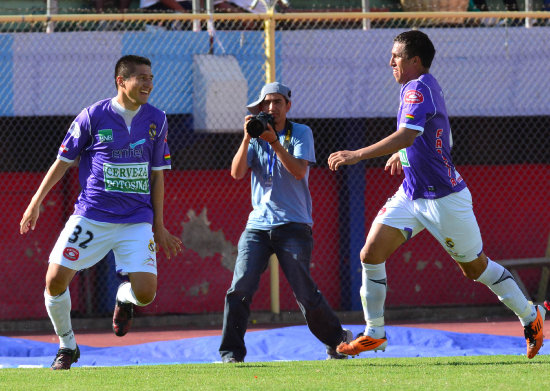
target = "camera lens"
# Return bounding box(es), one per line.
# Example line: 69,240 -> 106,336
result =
246,118 -> 266,138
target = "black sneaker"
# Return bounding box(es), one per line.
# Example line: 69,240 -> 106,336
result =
112,300 -> 134,337
51,345 -> 80,370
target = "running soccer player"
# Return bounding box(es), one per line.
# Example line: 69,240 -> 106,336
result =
328,30 -> 545,359
19,55 -> 182,370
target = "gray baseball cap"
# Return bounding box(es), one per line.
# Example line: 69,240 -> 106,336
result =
246,82 -> 291,115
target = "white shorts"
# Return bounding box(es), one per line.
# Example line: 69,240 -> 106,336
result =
49,215 -> 157,275
373,186 -> 483,262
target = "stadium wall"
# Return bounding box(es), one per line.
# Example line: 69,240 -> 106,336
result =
3,161 -> 548,319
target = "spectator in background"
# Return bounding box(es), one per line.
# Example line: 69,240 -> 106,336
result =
218,82 -> 352,363
473,0 -> 518,11
214,0 -> 268,13
95,0 -> 132,13
472,0 -> 522,26
140,0 -> 192,12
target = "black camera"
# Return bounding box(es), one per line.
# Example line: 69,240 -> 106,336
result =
246,112 -> 275,138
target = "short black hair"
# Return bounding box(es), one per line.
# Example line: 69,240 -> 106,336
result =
114,55 -> 151,89
393,30 -> 436,69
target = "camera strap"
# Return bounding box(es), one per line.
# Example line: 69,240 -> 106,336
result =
266,121 -> 292,184
282,120 -> 293,152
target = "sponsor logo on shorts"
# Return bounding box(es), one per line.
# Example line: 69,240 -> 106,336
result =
445,238 -> 455,248
98,129 -> 114,143
144,257 -> 156,268
404,90 -> 424,104
377,207 -> 387,216
447,249 -> 466,258
63,247 -> 79,261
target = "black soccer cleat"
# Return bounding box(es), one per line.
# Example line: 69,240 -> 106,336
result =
51,345 -> 80,370
112,300 -> 134,337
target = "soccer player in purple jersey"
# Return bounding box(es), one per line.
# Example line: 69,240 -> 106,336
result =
19,55 -> 182,370
328,31 -> 544,359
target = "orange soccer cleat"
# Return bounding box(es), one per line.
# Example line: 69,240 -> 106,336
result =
524,305 -> 546,359
336,332 -> 388,357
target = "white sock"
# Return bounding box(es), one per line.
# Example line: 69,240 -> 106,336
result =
44,289 -> 76,349
476,259 -> 536,325
360,262 -> 387,338
116,282 -> 150,306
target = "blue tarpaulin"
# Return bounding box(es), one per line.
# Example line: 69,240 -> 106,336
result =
0,325 -> 542,368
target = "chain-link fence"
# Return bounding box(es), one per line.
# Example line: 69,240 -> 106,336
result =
2,11 -> 549,323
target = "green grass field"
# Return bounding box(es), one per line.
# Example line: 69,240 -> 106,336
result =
1,355 -> 549,391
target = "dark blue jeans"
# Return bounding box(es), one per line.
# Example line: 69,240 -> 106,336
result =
219,223 -> 344,361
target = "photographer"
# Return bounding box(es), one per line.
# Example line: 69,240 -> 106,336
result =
219,82 -> 351,363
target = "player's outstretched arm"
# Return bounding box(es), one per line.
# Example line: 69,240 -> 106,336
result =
328,127 -> 417,171
20,159 -> 73,234
327,150 -> 361,171
150,170 -> 183,259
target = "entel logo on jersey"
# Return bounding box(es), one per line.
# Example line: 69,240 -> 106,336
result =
63,247 -> 80,261
404,90 -> 424,104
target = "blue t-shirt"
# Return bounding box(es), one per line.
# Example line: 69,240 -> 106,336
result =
397,73 -> 466,200
246,121 -> 316,229
57,98 -> 171,225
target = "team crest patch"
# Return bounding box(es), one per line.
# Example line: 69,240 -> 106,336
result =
63,247 -> 79,261
148,239 -> 157,253
445,238 -> 455,248
404,90 -> 424,104
149,123 -> 157,140
59,144 -> 69,153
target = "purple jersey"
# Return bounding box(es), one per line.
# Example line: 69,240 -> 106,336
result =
57,98 -> 171,224
397,73 -> 466,200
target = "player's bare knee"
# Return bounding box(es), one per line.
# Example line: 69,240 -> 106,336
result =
136,292 -> 156,306
360,246 -> 382,264
132,287 -> 156,305
45,277 -> 69,297
459,254 -> 488,280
